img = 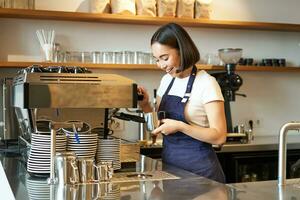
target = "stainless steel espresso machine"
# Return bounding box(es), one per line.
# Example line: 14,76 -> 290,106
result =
11,65 -> 140,184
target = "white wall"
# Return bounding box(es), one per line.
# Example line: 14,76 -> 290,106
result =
1,0 -> 300,141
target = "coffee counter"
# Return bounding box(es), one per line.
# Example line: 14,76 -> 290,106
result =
0,152 -> 233,200
1,152 -> 300,200
0,152 -> 248,199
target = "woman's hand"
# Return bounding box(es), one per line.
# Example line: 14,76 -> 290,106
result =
137,86 -> 152,112
152,119 -> 183,135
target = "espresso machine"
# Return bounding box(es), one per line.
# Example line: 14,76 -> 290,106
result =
211,49 -> 246,142
12,65 -> 140,184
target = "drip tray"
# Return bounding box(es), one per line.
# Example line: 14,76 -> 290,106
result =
111,171 -> 180,183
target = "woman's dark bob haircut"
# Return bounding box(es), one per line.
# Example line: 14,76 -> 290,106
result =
151,23 -> 200,72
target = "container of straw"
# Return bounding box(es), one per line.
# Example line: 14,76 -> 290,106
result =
36,29 -> 55,62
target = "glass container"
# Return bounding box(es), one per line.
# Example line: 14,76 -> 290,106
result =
218,48 -> 243,64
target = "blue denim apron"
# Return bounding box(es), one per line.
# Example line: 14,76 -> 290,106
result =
158,66 -> 225,183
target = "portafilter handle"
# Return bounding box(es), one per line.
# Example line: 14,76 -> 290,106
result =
114,112 -> 146,123
137,94 -> 144,101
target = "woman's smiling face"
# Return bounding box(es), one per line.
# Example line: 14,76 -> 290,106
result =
151,42 -> 181,77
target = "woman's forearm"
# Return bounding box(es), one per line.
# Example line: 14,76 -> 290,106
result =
178,121 -> 226,145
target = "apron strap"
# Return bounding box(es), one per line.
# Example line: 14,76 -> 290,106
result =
181,66 -> 197,103
164,77 -> 175,96
163,66 -> 198,103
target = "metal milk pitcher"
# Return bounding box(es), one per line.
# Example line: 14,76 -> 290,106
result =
55,151 -> 79,185
144,111 -> 166,132
95,161 -> 114,182
77,157 -> 97,183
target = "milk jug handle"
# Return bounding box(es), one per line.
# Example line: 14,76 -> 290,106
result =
70,160 -> 79,184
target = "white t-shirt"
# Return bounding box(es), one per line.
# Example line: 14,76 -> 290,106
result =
157,70 -> 224,128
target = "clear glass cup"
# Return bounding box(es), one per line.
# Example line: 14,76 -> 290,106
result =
41,44 -> 54,62
57,51 -> 66,63
144,52 -> 155,64
63,51 -> 70,62
92,51 -> 102,64
113,51 -> 123,64
149,53 -> 156,64
52,43 -> 60,62
134,51 -> 147,64
205,53 -> 222,65
122,51 -> 134,64
67,51 -> 81,63
81,52 -> 92,63
102,51 -> 114,64
53,51 -> 60,62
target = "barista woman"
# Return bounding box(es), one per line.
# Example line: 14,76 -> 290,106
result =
138,23 -> 226,183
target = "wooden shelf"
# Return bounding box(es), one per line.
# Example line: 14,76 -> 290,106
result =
0,61 -> 158,70
1,8 -> 300,32
1,61 -> 299,72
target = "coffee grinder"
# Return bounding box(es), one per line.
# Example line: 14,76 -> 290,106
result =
211,48 -> 246,139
